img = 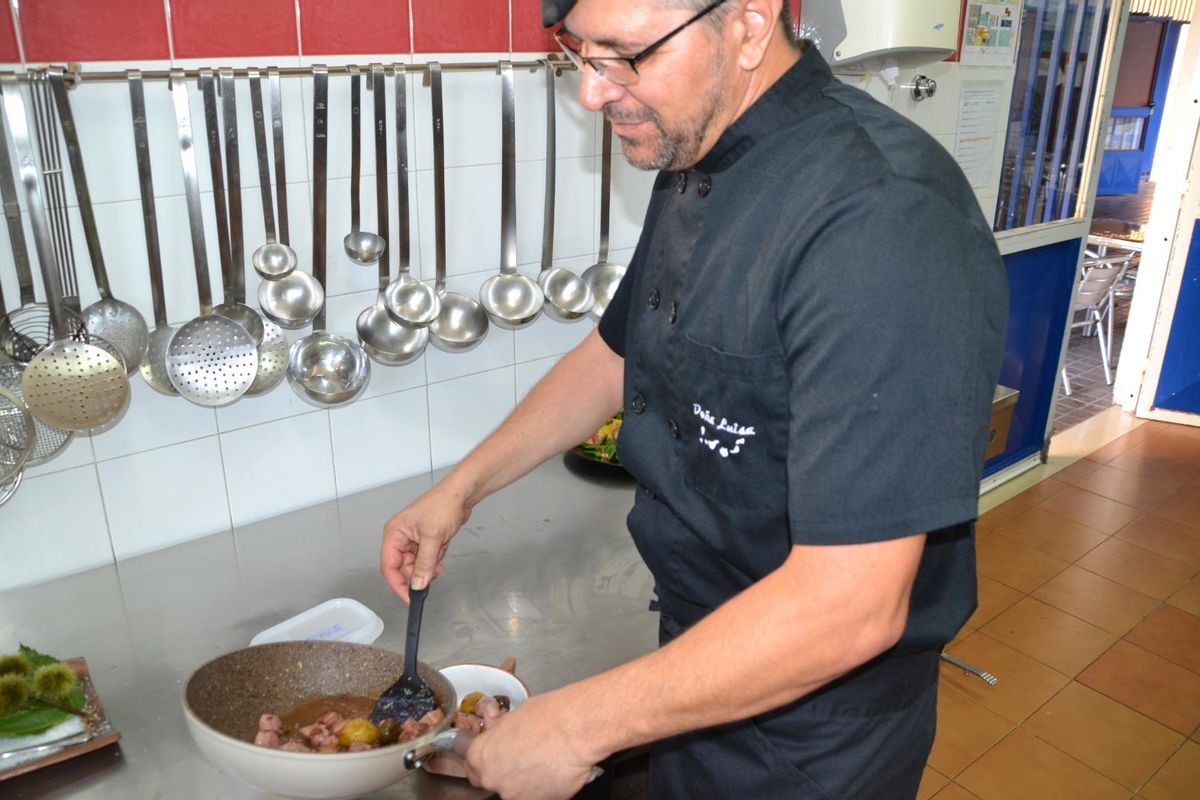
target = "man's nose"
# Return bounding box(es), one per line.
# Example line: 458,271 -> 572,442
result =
578,65 -> 626,112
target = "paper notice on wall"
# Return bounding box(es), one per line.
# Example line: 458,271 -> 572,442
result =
954,82 -> 1003,189
960,2 -> 1022,66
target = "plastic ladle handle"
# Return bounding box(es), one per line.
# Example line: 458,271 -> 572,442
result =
403,585 -> 427,680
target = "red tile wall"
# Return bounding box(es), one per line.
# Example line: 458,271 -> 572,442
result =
0,1 -> 809,64
20,0 -> 170,62
0,5 -> 18,63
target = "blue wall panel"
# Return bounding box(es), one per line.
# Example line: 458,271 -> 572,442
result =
985,238 -> 1081,477
1153,219 -> 1200,413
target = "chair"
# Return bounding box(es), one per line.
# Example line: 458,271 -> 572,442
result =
1061,254 -> 1133,396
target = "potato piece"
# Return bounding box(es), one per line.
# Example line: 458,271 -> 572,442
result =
337,717 -> 379,747
458,691 -> 486,714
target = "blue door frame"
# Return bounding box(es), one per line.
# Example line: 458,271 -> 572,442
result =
1152,218 -> 1200,413
1098,17 -> 1181,196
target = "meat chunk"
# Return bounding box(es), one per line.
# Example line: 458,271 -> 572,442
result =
317,711 -> 344,732
474,695 -> 501,722
347,740 -> 375,752
298,722 -> 330,744
399,717 -> 423,741
254,730 -> 281,748
418,709 -> 446,730
451,711 -> 483,736
257,713 -> 283,733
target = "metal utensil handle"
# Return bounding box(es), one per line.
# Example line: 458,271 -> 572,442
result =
0,76 -> 67,337
33,71 -> 76,302
430,62 -> 446,292
48,67 -> 113,300
128,71 -> 168,328
199,70 -> 233,303
598,118 -> 612,263
268,68 -> 289,246
219,68 -> 245,305
0,93 -> 35,306
372,63 -> 389,293
499,61 -> 517,277
541,61 -> 555,275
248,69 -> 277,243
312,66 -> 328,331
940,652 -> 998,686
170,70 -> 215,314
348,65 -> 361,231
394,64 -> 410,275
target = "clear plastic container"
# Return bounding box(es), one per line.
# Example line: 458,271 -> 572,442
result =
250,598 -> 385,646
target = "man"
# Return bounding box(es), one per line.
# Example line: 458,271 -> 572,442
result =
380,1 -> 1008,797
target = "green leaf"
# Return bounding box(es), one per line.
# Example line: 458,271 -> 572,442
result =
18,644 -> 59,670
0,703 -> 71,738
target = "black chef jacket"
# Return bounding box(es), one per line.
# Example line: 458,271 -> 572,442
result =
599,46 -> 1009,660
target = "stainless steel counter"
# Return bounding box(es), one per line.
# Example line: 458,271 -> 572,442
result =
0,456 -> 655,799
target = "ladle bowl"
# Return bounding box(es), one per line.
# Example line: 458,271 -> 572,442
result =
139,324 -> 178,396
252,241 -> 298,280
429,292 -> 489,353
343,230 -> 385,266
258,271 -> 324,330
287,332 -> 371,407
214,301 -> 266,346
82,298 -> 149,374
540,267 -> 595,322
583,262 -> 627,322
479,273 -> 544,330
384,274 -> 440,329
358,300 -> 428,366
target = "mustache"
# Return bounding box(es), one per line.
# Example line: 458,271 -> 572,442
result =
603,104 -> 657,126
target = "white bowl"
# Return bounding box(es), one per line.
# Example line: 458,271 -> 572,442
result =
438,664 -> 530,709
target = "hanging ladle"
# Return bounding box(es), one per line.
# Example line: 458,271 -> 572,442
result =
426,63 -> 489,353
209,68 -> 265,346
287,66 -> 371,407
357,64 -> 429,366
128,70 -> 177,396
343,66 -> 385,266
582,119 -> 627,321
537,61 -> 593,322
479,61 -> 544,330
249,69 -> 298,281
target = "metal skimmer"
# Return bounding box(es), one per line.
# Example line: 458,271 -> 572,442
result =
4,75 -> 130,432
0,386 -> 34,485
165,69 -> 258,407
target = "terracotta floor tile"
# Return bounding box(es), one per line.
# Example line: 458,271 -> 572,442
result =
942,632 -> 1071,724
1169,576 -> 1200,618
917,766 -> 950,799
1077,539 -> 1197,600
928,681 -> 1015,777
978,502 -> 1028,529
1125,605 -> 1200,675
932,785 -> 981,800
994,507 -> 1110,562
1078,641 -> 1200,734
965,576 -> 1026,629
957,729 -> 1128,800
980,597 -> 1117,675
1032,565 -> 1160,636
1105,443 -> 1199,485
1036,486 -> 1143,534
975,533 -> 1070,594
1053,457 -> 1104,486
1116,515 -> 1200,567
1013,476 -> 1071,506
1060,462 -> 1191,510
1087,425 -> 1163,464
1022,682 -> 1183,790
1140,740 -> 1200,800
1153,487 -> 1200,533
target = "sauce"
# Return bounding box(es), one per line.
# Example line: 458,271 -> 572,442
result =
278,694 -> 375,736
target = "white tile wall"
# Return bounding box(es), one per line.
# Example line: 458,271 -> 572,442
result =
0,48 -> 1020,592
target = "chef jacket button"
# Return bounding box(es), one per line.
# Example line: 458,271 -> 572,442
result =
668,302 -> 678,324
675,172 -> 688,193
697,176 -> 712,197
641,484 -> 656,500
669,419 -> 680,439
630,393 -> 647,414
649,288 -> 660,309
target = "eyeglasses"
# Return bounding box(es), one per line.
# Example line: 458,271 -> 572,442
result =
554,0 -> 728,86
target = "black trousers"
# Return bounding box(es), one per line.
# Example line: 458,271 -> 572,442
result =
648,586 -> 939,800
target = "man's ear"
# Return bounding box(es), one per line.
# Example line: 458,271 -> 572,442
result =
733,0 -> 785,71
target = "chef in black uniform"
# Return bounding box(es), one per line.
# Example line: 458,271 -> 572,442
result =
381,1 -> 1009,798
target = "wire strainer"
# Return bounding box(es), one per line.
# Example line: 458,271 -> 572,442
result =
0,361 -> 73,468
0,386 -> 34,485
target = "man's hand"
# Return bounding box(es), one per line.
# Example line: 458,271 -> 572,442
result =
380,485 -> 472,598
464,691 -> 598,800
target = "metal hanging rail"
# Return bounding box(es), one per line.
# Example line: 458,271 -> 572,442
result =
2,59 -> 577,86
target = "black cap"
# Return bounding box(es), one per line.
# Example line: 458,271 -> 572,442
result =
542,0 -> 576,27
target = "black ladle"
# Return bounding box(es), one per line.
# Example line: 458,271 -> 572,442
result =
370,586 -> 437,723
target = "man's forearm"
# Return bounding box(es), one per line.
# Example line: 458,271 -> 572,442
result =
440,329 -> 624,509
554,536 -> 926,762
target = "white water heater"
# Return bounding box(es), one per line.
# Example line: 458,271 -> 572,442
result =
800,0 -> 961,73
